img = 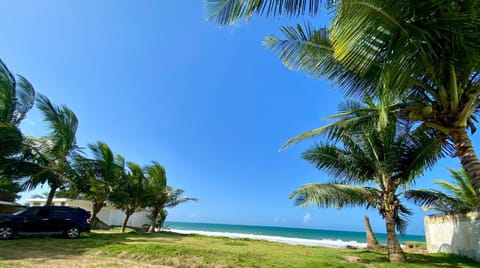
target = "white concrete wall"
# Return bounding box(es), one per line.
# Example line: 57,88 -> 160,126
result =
425,211 -> 480,261
97,207 -> 150,228
27,198 -> 151,228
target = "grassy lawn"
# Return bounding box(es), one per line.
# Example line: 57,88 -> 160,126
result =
0,229 -> 477,267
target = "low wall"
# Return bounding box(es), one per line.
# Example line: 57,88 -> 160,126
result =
424,211 -> 480,261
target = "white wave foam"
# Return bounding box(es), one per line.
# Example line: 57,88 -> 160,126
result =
163,228 -> 367,249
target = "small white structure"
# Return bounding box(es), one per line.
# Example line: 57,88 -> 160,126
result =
27,198 -> 150,229
424,211 -> 480,261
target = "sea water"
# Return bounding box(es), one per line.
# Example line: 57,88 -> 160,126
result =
164,221 -> 425,249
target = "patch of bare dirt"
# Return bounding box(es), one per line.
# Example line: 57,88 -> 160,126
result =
1,256 -> 173,268
403,242 -> 428,254
344,255 -> 362,263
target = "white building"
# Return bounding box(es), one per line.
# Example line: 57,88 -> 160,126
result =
27,198 -> 151,229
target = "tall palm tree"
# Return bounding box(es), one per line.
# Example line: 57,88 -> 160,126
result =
0,59 -> 35,201
144,161 -> 198,232
205,0 -> 480,195
289,101 -> 443,262
405,168 -> 480,213
144,161 -> 167,232
22,94 -> 79,205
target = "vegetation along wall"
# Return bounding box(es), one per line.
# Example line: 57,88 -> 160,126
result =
424,211 -> 480,261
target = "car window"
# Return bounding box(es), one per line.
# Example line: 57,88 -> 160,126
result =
50,209 -> 70,218
17,207 -> 38,216
36,208 -> 50,217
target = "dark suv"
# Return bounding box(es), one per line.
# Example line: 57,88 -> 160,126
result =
0,206 -> 91,239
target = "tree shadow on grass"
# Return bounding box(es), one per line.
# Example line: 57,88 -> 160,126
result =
351,249 -> 479,267
405,253 -> 479,267
0,231 -> 189,261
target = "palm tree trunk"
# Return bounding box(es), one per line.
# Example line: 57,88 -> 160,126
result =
148,208 -> 159,233
385,213 -> 406,262
364,216 -> 380,249
121,210 -> 132,233
45,184 -> 59,205
451,128 -> 480,196
90,202 -> 104,227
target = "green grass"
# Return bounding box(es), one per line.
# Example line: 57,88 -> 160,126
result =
0,230 -> 477,267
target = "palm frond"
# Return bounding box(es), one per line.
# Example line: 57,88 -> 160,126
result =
204,0 -> 328,25
0,59 -> 16,123
145,161 -> 167,187
393,126 -> 445,186
395,203 -> 412,235
404,189 -> 459,213
0,123 -> 23,157
281,98 -> 398,149
265,23 -> 379,96
12,75 -> 35,125
302,144 -> 376,184
36,93 -> 78,158
290,183 -> 374,208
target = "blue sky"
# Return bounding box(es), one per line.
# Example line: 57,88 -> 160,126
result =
0,1 -> 475,235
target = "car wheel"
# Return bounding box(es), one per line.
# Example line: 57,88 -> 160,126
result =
0,225 -> 14,240
65,226 -> 81,239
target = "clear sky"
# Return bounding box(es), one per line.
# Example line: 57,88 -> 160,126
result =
0,1 -> 475,235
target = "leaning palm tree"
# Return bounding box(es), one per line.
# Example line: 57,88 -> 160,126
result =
0,59 -> 35,195
110,162 -> 148,233
71,142 -> 125,226
21,94 -> 80,205
205,0 -> 480,195
144,162 -> 197,232
405,168 -> 480,214
290,101 -> 443,262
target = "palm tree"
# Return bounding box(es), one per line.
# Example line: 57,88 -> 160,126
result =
143,162 -> 197,233
143,161 -> 167,232
143,162 -> 197,232
289,101 -> 443,262
405,168 -> 480,214
205,0 -> 480,195
111,162 -> 148,233
0,59 -> 35,201
21,94 -> 80,205
158,187 -> 197,230
70,142 -> 125,226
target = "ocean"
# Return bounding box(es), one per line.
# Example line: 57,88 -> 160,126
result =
164,221 -> 425,249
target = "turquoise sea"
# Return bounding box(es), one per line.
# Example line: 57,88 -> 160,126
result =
164,221 -> 425,248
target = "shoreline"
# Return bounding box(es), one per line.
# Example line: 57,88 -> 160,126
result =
163,228 -> 369,248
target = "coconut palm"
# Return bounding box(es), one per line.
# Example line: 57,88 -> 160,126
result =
205,0 -> 480,195
110,162 -> 148,233
143,161 -> 197,232
405,168 -> 480,213
0,59 -> 35,200
69,142 -> 125,226
144,161 -> 167,232
290,101 -> 443,262
21,94 -> 80,205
